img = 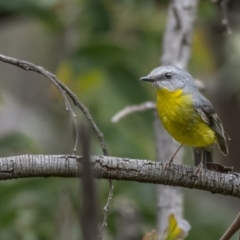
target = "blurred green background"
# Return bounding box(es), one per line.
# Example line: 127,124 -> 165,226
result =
0,0 -> 240,239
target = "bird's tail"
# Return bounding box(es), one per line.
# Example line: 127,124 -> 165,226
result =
193,147 -> 213,166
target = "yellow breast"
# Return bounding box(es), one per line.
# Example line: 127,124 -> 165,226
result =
156,88 -> 216,147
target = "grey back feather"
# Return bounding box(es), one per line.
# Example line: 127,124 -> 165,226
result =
194,93 -> 229,156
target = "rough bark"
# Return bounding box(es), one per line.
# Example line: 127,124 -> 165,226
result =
0,154 -> 239,199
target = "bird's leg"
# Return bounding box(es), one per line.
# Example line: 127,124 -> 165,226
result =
164,144 -> 183,170
193,149 -> 204,176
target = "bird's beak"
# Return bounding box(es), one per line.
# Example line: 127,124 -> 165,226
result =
140,76 -> 154,82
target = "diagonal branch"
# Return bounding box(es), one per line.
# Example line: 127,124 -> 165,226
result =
111,102 -> 156,123
0,53 -> 113,236
0,154 -> 240,199
220,212 -> 240,240
0,54 -> 108,156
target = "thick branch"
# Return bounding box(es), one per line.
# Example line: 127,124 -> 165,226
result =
0,53 -> 113,234
1,154 -> 239,198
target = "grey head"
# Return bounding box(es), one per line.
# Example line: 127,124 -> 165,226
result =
140,65 -> 198,93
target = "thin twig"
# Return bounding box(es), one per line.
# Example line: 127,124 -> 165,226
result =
0,53 -> 113,236
0,154 -> 240,199
63,92 -> 78,154
111,79 -> 205,124
220,0 -> 232,35
220,212 -> 240,240
111,79 -> 205,123
111,102 -> 156,123
99,183 -> 114,236
0,54 -> 108,155
195,79 -> 206,91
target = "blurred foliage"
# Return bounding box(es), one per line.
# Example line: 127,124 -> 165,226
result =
0,132 -> 39,156
0,0 -> 238,240
0,0 -> 63,30
142,229 -> 158,240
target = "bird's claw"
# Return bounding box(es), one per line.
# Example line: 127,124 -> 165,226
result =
193,161 -> 204,177
164,158 -> 174,174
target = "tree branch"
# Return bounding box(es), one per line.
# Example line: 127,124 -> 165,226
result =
0,54 -> 108,156
1,154 -> 240,198
111,102 -> 156,123
220,211 -> 240,240
0,53 -> 113,236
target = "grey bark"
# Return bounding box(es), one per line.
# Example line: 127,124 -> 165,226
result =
154,114 -> 184,233
116,198 -> 142,240
156,0 -> 199,233
0,154 -> 239,199
161,0 -> 199,69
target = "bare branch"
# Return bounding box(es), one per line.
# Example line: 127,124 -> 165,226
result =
111,102 -> 156,123
195,79 -> 206,91
111,78 -> 205,124
220,0 -> 232,35
0,154 -> 239,198
220,212 -> 240,240
63,93 -> 78,154
0,53 -> 113,236
0,54 -> 108,156
161,0 -> 199,69
99,182 -> 114,235
212,0 -> 232,34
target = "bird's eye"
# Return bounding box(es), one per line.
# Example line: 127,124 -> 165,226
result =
165,72 -> 172,79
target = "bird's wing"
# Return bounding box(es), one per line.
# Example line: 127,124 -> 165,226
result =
194,95 -> 229,156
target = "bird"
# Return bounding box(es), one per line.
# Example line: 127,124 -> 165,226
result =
140,65 -> 230,174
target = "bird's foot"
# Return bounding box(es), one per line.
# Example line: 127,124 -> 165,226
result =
164,158 -> 174,173
192,161 -> 204,177
164,144 -> 183,174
